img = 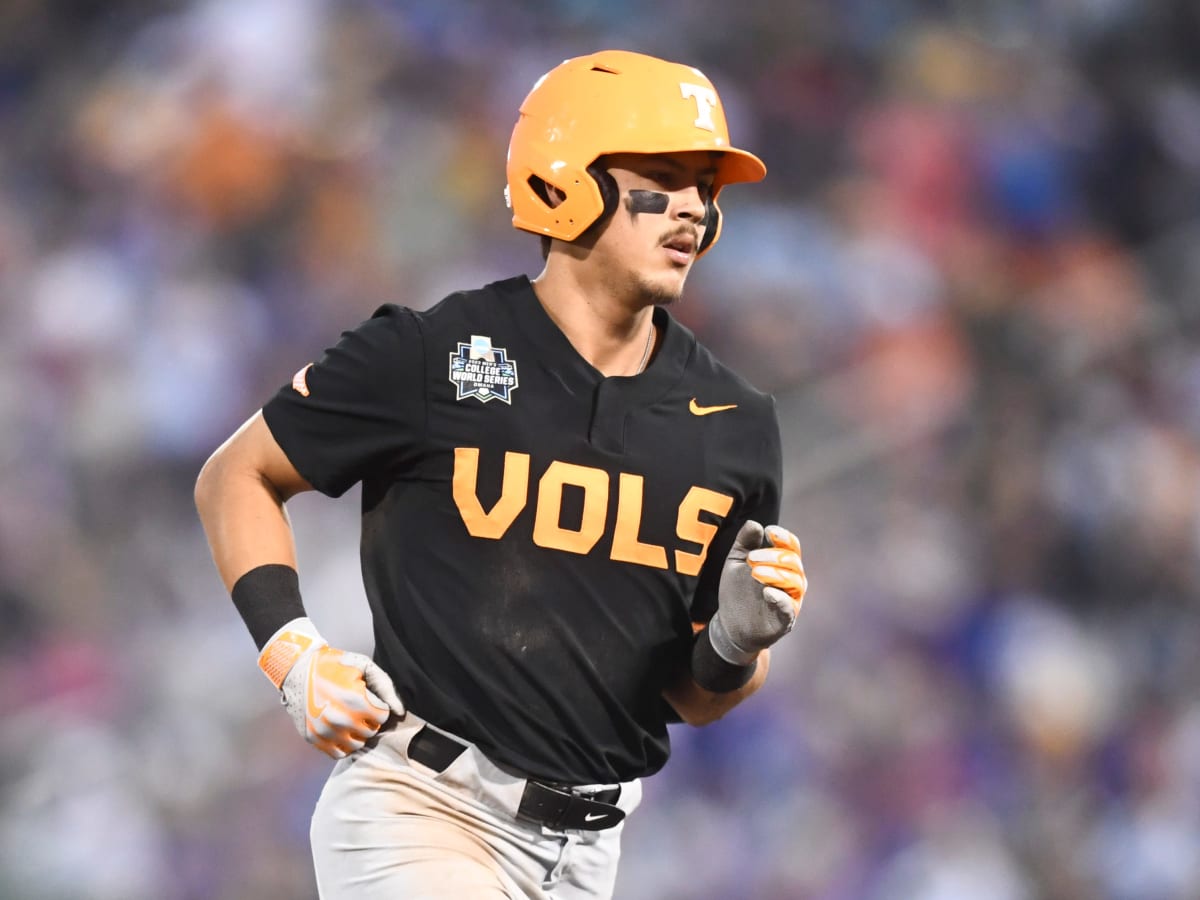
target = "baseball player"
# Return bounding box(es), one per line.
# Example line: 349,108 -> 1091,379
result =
196,50 -> 808,899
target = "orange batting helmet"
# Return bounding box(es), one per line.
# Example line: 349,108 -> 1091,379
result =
505,50 -> 766,255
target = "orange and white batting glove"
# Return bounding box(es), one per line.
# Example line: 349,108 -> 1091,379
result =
710,521 -> 808,665
257,617 -> 405,759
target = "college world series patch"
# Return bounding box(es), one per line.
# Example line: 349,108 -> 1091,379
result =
449,335 -> 519,404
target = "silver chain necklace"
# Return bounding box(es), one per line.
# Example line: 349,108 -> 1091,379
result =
634,324 -> 653,375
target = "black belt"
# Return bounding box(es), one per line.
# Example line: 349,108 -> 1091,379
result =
406,725 -> 626,832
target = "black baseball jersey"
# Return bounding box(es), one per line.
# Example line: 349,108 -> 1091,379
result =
262,275 -> 781,784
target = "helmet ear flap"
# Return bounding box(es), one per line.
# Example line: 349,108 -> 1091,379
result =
586,163 -> 620,222
698,197 -> 720,254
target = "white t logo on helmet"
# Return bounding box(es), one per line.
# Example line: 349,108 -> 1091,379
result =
680,83 -> 718,132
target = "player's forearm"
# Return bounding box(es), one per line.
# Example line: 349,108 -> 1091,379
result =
195,439 -> 300,592
195,430 -> 405,759
663,648 -> 770,727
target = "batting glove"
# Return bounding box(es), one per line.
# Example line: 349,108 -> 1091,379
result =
708,521 -> 807,665
257,617 -> 405,759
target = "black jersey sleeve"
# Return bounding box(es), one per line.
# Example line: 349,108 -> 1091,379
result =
261,304 -> 426,498
690,396 -> 784,626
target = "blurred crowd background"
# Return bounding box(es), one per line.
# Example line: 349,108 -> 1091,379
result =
2,0 -> 1200,897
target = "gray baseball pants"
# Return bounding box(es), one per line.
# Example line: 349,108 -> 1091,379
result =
310,712 -> 642,899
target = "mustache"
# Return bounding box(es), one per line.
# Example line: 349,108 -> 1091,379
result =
658,224 -> 702,246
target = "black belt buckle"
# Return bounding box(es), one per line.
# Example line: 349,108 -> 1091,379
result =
407,725 -> 625,832
517,781 -> 625,832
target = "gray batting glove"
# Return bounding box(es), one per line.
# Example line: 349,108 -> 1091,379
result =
258,617 -> 405,759
707,520 -> 808,666
280,647 -> 405,759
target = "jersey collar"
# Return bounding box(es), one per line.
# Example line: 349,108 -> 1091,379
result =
494,275 -> 693,406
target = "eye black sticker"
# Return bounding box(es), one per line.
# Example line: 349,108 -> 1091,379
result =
625,190 -> 669,214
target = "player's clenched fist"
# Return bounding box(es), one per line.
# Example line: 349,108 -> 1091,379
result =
710,521 -> 807,666
257,618 -> 405,758
747,525 -> 806,603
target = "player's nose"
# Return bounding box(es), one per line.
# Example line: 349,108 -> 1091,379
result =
673,184 -> 707,224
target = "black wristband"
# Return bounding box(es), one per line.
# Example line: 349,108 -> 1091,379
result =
230,564 -> 307,650
691,626 -> 758,693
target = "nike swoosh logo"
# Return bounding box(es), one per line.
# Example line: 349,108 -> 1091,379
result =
584,812 -> 610,822
306,655 -> 329,721
689,398 -> 738,416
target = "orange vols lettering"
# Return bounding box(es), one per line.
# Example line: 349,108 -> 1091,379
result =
451,447 -> 734,574
673,487 -> 734,576
533,461 -> 609,555
453,448 -> 530,538
611,473 -> 668,569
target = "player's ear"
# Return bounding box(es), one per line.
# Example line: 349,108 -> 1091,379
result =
529,175 -> 566,210
544,183 -> 565,208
